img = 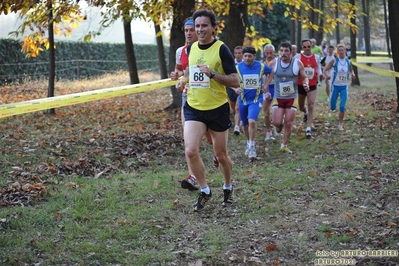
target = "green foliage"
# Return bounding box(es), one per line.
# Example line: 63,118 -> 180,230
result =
250,3 -> 291,48
0,39 -> 168,83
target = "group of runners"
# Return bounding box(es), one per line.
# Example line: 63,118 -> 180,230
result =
171,9 -> 355,212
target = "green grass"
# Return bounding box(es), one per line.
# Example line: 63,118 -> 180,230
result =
1,70 -> 398,265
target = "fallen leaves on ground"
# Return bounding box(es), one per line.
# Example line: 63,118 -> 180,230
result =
0,180 -> 47,207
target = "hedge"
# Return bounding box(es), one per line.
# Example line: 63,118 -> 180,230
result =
0,39 -> 168,83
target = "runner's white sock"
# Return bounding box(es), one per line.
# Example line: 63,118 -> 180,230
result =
223,184 -> 232,190
200,186 -> 210,195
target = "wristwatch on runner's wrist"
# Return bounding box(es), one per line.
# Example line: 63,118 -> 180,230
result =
210,70 -> 216,79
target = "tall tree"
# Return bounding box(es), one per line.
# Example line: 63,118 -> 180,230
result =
296,7 -> 302,48
309,0 -> 316,38
3,0 -> 84,115
123,16 -> 140,84
154,23 -> 168,79
94,0 -> 142,85
142,0 -> 195,110
47,1 -> 56,114
258,3 -> 290,46
290,5 -> 296,44
223,0 -> 248,52
335,0 -> 340,44
141,0 -> 171,81
361,0 -> 371,56
388,0 -> 399,112
349,0 -> 360,86
166,0 -> 195,109
382,0 -> 391,57
315,0 -> 325,43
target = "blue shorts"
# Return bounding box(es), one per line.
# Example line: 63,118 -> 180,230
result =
184,102 -> 231,132
239,102 -> 262,126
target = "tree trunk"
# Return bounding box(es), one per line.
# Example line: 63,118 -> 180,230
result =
296,7 -> 302,48
47,1 -> 55,114
362,0 -> 371,56
165,0 -> 195,110
223,0 -> 248,53
123,18 -> 139,84
357,29 -> 364,51
349,0 -> 360,86
383,0 -> 391,57
388,0 -> 399,112
290,5 -> 296,44
309,0 -> 316,38
335,0 -> 340,44
315,0 -> 325,43
155,23 -> 168,79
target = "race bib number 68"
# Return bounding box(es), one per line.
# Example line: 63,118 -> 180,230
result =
189,65 -> 211,88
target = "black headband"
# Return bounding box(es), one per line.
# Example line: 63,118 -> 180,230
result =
242,46 -> 256,55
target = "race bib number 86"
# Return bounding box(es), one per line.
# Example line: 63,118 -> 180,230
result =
279,81 -> 295,96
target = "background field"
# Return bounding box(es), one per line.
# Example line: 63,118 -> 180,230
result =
0,69 -> 398,265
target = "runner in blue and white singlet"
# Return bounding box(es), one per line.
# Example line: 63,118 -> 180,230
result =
233,46 -> 271,159
323,43 -> 356,131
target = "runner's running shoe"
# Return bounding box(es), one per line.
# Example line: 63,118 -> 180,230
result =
265,131 -> 273,142
280,146 -> 292,154
222,188 -> 233,207
306,129 -> 312,139
193,190 -> 212,212
233,125 -> 240,135
181,175 -> 199,191
248,146 -> 257,159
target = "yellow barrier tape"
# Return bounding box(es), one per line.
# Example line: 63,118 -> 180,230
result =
356,51 -> 389,56
356,57 -> 393,64
352,61 -> 399,78
0,78 -> 177,118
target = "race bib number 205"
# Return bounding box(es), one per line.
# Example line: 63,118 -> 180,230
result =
243,74 -> 259,89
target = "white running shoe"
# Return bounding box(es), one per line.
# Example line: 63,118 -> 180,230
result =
248,146 -> 256,159
272,126 -> 279,137
264,131 -> 274,142
245,144 -> 250,155
306,129 -> 312,139
233,125 -> 240,135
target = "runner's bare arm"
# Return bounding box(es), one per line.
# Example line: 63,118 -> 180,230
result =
196,64 -> 239,88
323,60 -> 335,80
298,60 -> 310,91
263,58 -> 275,91
176,68 -> 189,92
350,62 -> 356,79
